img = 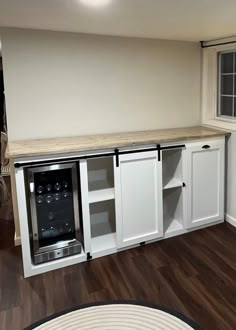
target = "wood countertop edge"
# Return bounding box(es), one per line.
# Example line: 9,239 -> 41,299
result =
6,126 -> 230,159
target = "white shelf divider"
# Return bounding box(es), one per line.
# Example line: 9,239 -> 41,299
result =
88,188 -> 115,204
163,178 -> 183,190
164,218 -> 184,234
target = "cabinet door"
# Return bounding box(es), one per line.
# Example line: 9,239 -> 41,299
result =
186,139 -> 225,229
114,151 -> 163,248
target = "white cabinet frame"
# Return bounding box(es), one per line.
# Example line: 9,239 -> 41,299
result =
14,166 -> 86,278
79,159 -> 92,255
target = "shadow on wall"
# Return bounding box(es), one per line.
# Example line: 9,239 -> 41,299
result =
0,57 -> 7,133
0,176 -> 15,249
0,56 -> 11,219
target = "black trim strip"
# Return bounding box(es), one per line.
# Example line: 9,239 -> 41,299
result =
118,147 -> 158,156
14,152 -> 116,168
23,300 -> 202,330
161,144 -> 185,150
114,148 -> 119,167
201,40 -> 236,48
157,144 -> 161,161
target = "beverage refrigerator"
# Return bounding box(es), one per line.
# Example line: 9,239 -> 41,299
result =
26,163 -> 83,264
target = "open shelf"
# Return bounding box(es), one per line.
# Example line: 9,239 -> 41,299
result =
163,187 -> 184,234
87,157 -> 114,192
88,188 -> 115,204
91,233 -> 116,254
162,148 -> 182,188
89,200 -> 116,254
164,217 -> 183,233
163,178 -> 182,190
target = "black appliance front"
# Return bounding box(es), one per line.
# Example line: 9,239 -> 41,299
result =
26,163 -> 82,264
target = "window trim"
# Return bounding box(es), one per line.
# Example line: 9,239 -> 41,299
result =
202,42 -> 236,131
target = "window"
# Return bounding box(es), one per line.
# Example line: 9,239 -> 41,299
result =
218,51 -> 236,119
202,40 -> 236,131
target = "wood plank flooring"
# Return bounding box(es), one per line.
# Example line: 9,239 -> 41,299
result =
0,220 -> 236,330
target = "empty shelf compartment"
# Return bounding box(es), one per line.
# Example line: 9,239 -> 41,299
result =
162,148 -> 183,188
163,187 -> 184,234
87,157 -> 114,191
90,200 -> 116,238
91,233 -> 116,254
90,200 -> 116,253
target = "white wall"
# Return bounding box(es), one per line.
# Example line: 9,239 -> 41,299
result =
1,29 -> 201,141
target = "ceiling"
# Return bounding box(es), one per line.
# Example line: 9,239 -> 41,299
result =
0,0 -> 236,42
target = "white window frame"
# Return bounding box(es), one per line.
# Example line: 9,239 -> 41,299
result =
202,42 -> 236,131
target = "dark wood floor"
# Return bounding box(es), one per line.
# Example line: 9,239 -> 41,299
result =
0,188 -> 236,329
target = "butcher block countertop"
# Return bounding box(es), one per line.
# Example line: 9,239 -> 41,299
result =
7,126 -> 230,159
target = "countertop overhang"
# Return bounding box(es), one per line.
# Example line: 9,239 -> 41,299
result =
7,126 -> 230,159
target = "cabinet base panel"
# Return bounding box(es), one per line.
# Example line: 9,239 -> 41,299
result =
91,219 -> 224,261
91,233 -> 117,258
18,220 -> 224,276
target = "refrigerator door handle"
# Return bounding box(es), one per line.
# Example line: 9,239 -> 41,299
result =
29,182 -> 35,193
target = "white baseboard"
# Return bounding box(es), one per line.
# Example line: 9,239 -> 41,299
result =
226,214 -> 236,228
14,233 -> 21,246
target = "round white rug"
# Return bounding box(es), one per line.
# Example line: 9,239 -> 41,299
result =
26,303 -> 201,330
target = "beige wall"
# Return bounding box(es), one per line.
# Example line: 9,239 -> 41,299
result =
1,29 -> 201,141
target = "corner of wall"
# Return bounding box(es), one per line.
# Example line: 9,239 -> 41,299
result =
226,214 -> 236,228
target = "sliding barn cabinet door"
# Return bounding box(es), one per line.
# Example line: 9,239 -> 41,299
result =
185,138 -> 225,229
114,151 -> 163,248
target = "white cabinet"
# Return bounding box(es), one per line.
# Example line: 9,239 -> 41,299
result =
114,151 -> 163,248
79,138 -> 225,258
185,138 -> 225,229
14,132 -> 227,277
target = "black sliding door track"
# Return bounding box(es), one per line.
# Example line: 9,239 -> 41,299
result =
161,144 -> 185,150
14,152 -> 116,168
14,144 -> 185,168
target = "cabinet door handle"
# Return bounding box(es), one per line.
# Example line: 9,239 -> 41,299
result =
202,145 -> 210,149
